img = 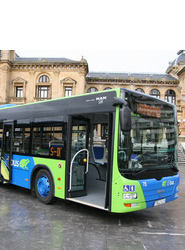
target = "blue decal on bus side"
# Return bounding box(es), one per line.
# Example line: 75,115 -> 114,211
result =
11,155 -> 35,189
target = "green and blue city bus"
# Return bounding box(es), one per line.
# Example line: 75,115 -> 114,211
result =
0,88 -> 179,213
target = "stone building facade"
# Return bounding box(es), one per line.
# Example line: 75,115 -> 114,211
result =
0,50 -> 185,138
0,50 -> 88,104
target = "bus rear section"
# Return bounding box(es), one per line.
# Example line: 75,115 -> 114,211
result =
110,89 -> 179,213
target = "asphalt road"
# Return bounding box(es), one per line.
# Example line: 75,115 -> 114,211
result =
0,163 -> 184,250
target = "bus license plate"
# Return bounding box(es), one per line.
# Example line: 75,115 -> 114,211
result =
154,198 -> 166,206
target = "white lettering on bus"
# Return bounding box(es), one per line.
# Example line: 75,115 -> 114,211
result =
11,160 -> 19,167
96,96 -> 107,101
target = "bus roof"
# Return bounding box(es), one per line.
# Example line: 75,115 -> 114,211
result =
0,89 -> 119,124
0,88 -> 174,124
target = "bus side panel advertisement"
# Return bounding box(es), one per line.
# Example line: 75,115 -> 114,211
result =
9,154 -> 66,199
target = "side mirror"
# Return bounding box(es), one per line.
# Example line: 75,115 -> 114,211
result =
120,106 -> 131,131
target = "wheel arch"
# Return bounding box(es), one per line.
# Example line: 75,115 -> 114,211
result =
31,164 -> 55,194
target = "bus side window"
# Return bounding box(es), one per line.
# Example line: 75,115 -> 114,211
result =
32,124 -> 65,160
12,126 -> 31,154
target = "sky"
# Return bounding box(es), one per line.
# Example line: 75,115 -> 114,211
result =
2,0 -> 184,75
16,50 -> 178,74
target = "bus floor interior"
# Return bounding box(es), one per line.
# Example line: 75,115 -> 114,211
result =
71,161 -> 107,209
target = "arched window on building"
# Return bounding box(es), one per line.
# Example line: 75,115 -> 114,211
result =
149,89 -> 160,98
39,75 -> 50,83
36,75 -> 51,100
87,87 -> 98,93
135,88 -> 145,93
165,89 -> 176,104
104,87 -> 112,90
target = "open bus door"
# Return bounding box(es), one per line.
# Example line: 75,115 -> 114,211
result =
0,121 -> 14,182
68,117 -> 90,198
67,113 -> 113,210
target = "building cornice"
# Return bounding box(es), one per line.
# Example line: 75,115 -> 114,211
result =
86,78 -> 178,86
10,61 -> 88,73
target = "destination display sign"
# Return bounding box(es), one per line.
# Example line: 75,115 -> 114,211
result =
137,103 -> 161,118
49,146 -> 62,158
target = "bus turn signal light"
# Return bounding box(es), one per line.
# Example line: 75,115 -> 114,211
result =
124,204 -> 131,207
124,203 -> 137,208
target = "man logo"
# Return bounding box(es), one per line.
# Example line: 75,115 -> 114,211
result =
96,96 -> 107,104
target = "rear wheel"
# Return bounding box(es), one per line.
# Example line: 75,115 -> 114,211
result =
35,169 -> 56,204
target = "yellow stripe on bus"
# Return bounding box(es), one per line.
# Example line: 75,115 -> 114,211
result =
1,162 -> 9,180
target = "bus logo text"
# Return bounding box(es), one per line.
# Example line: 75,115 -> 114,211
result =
162,180 -> 175,187
96,96 -> 107,104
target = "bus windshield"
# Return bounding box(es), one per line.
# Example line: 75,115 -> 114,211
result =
118,91 -> 178,179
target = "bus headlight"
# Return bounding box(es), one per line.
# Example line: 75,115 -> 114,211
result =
123,193 -> 137,200
176,185 -> 179,191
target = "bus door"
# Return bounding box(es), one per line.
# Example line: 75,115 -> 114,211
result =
0,121 -> 14,182
68,117 -> 90,198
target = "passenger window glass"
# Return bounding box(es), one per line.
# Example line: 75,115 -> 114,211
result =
32,125 -> 65,159
12,127 -> 30,154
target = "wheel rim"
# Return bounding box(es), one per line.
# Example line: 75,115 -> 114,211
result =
37,175 -> 50,198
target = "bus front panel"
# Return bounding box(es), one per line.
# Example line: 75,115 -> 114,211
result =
111,90 -> 179,213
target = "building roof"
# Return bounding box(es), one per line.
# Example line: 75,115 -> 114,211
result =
87,72 -> 177,81
166,52 -> 185,73
11,55 -> 89,73
15,57 -> 74,62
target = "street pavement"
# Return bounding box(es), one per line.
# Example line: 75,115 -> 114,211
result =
0,163 -> 184,250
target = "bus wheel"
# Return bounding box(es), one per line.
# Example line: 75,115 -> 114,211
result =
35,169 -> 56,204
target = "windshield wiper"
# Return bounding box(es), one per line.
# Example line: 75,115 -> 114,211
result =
131,167 -> 156,176
132,163 -> 178,177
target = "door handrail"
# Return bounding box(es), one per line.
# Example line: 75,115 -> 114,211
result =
68,149 -> 89,192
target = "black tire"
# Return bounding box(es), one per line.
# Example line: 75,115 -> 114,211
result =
34,169 -> 56,204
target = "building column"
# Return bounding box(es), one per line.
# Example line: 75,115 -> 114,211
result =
0,63 -> 11,103
29,70 -> 36,102
53,71 -> 60,99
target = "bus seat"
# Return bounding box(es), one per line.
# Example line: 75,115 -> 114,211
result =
131,154 -> 140,161
92,144 -> 107,165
